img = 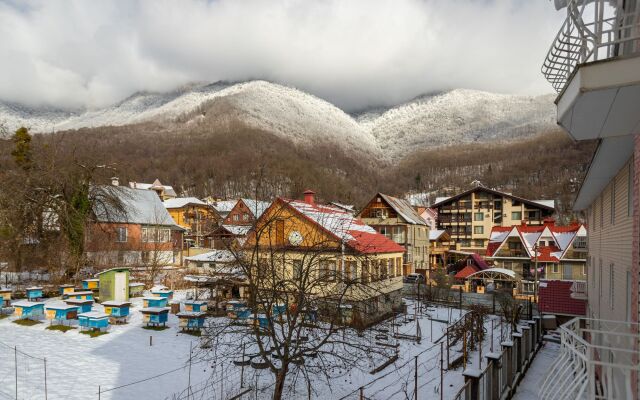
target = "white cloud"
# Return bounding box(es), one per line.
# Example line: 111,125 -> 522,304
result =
0,0 -> 565,111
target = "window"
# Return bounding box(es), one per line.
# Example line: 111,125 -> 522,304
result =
609,264 -> 614,309
511,211 -> 522,220
474,212 -> 484,221
473,226 -> 484,234
142,227 -> 170,243
243,213 -> 249,221
233,214 -> 239,221
628,163 -> 634,217
551,264 -> 559,274
396,258 -> 402,276
474,239 -> 484,248
319,260 -> 336,281
573,237 -> 587,249
611,180 -> 616,224
116,227 -> 127,243
375,209 -> 388,219
293,260 -> 303,281
388,259 -> 394,278
379,259 -> 387,279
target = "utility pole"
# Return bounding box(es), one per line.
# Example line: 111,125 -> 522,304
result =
440,342 -> 444,400
534,243 -> 539,304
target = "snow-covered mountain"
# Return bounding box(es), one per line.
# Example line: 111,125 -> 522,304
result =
0,81 -> 556,159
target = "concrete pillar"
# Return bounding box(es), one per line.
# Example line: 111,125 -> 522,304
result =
463,368 -> 482,400
501,340 -> 514,386
485,352 -> 502,400
527,320 -> 538,350
532,316 -> 542,344
521,325 -> 531,363
512,332 -> 523,376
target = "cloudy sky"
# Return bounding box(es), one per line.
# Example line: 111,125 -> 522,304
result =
0,0 -> 564,111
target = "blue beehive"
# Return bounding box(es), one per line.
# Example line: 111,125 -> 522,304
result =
141,307 -> 169,327
26,287 -> 43,301
102,301 -> 131,323
45,302 -> 79,321
12,301 -> 45,320
59,285 -> 75,296
177,311 -> 205,331
64,298 -> 93,313
63,291 -> 93,301
82,279 -> 99,291
143,296 -> 168,308
272,304 -> 286,316
78,312 -> 109,331
151,288 -> 173,300
184,300 -> 207,313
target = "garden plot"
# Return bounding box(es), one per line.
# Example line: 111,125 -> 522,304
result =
0,296 -> 495,400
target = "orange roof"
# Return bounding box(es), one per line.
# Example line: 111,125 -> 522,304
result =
455,265 -> 480,279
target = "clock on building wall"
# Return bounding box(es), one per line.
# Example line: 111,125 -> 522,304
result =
288,231 -> 304,246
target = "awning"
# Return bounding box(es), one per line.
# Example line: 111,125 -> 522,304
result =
466,267 -> 517,282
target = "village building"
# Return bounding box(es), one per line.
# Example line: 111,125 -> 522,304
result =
84,184 -> 183,267
163,197 -> 219,248
432,186 -> 555,255
357,193 -> 429,276
207,199 -> 238,219
184,249 -> 247,304
416,207 -> 438,230
128,179 -> 177,201
248,190 -> 405,327
484,219 -> 587,295
223,198 -> 270,226
428,229 -> 451,273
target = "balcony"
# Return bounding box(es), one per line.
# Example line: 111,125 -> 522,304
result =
569,280 -> 587,300
542,0 -> 640,142
540,318 -> 640,400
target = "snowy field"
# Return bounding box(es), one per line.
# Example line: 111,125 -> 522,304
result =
0,294 -> 512,400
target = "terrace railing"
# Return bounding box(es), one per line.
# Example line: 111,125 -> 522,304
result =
542,0 -> 640,92
539,317 -> 640,399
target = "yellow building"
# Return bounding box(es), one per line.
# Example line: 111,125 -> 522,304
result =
247,190 -> 405,327
433,186 -> 555,254
163,197 -> 219,248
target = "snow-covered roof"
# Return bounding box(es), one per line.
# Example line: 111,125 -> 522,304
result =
533,200 -> 555,209
46,302 -> 79,310
432,187 -> 555,211
78,311 -> 109,319
101,301 -> 131,307
467,268 -> 517,279
163,197 -> 207,209
141,307 -> 169,313
277,198 -> 405,254
378,193 -> 427,225
129,179 -> 177,198
435,197 -> 450,204
221,225 -> 251,236
185,250 -> 236,263
210,200 -> 237,214
12,300 -> 44,307
429,230 -> 447,241
240,199 -> 270,219
92,186 -> 179,227
177,311 -> 206,318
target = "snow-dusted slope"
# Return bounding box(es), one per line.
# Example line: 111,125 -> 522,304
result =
357,89 -> 556,154
0,82 -> 555,159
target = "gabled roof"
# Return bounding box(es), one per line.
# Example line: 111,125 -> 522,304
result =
486,222 -> 585,262
455,265 -> 480,279
220,225 -> 252,236
210,200 -> 238,214
239,199 -> 270,219
361,193 -> 427,225
429,229 -> 449,241
264,198 -> 405,255
432,186 -> 555,211
92,186 -> 179,227
129,179 -> 177,198
163,197 -> 207,209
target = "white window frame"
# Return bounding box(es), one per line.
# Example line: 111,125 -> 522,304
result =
116,227 -> 127,243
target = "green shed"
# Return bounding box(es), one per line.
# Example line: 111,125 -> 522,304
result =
97,268 -> 130,302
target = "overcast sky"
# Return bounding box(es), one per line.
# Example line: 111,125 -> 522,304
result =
0,0 -> 564,111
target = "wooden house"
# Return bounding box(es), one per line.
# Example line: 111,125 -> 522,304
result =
102,301 -> 131,323
429,230 -> 452,274
210,225 -> 251,250
13,301 -> 44,319
78,311 -> 109,331
65,298 -> 93,313
98,268 -> 130,302
26,287 -> 43,301
85,184 -> 183,268
223,199 -> 270,226
177,311 -> 205,331
163,197 -> 219,249
247,190 -> 406,327
358,193 -> 429,276
141,307 -> 169,327
45,303 -> 79,322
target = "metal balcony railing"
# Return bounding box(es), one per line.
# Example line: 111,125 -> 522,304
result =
542,0 -> 640,92
539,317 -> 640,399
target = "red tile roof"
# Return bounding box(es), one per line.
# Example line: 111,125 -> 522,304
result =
455,265 -> 480,279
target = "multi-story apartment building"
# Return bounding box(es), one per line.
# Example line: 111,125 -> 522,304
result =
539,1 -> 640,398
432,186 -> 555,255
358,193 -> 429,276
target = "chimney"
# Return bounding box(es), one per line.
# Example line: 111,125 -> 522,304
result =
111,177 -> 120,186
303,190 -> 316,205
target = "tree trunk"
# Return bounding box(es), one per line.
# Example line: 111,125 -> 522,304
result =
272,363 -> 289,400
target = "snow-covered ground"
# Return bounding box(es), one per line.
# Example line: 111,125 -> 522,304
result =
0,295 -> 514,400
512,341 -> 559,400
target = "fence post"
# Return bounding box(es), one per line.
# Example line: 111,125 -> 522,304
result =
486,353 -> 502,400
15,346 -> 18,400
462,369 -> 482,400
459,287 -> 463,309
440,342 -> 444,400
44,357 -> 48,400
520,325 -> 531,365
359,386 -> 364,400
501,339 -> 514,391
527,320 -> 538,352
512,332 -> 523,384
492,292 -> 496,314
